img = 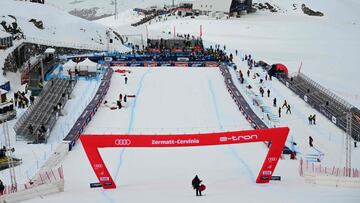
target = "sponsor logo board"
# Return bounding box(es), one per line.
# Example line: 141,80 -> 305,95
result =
114,139 -> 131,146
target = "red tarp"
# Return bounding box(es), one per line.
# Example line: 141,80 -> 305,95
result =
276,64 -> 289,76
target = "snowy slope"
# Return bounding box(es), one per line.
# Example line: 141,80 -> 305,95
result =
22,67 -> 360,203
46,0 -> 177,20
118,0 -> 358,108
0,0 -> 123,50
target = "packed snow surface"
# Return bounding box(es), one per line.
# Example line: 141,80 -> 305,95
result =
22,67 -> 360,203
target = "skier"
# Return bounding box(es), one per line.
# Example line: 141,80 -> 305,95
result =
265,74 -> 268,81
235,49 -> 238,56
125,76 -> 128,84
309,136 -> 313,147
282,100 -> 288,109
247,70 -> 250,77
267,89 -> 270,97
308,115 -> 313,125
119,94 -> 123,102
124,95 -> 127,103
278,107 -> 282,118
192,175 -> 202,196
286,104 -> 291,114
273,97 -> 277,107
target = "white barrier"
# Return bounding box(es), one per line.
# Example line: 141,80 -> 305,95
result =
36,143 -> 69,174
304,173 -> 360,188
0,180 -> 64,203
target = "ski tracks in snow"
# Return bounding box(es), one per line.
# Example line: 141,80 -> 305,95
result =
208,79 -> 255,182
101,68 -> 152,203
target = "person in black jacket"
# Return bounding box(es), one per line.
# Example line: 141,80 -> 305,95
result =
0,179 -> 5,195
192,175 -> 202,196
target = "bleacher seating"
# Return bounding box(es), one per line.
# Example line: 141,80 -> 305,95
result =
275,72 -> 360,141
14,78 -> 76,143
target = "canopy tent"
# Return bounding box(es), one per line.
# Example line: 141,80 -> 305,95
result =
268,63 -> 289,77
63,59 -> 78,74
78,58 -> 98,72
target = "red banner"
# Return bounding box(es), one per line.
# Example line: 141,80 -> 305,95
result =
81,127 -> 289,189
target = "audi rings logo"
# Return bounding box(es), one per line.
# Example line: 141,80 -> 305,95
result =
115,139 -> 131,146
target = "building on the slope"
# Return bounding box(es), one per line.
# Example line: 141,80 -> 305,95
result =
178,0 -> 253,16
29,0 -> 45,4
0,31 -> 13,49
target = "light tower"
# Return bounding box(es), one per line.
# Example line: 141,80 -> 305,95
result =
2,119 -> 17,192
345,108 -> 352,177
114,0 -> 118,20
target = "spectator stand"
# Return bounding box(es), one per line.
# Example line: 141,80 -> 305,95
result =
14,78 -> 77,144
259,62 -> 360,142
219,63 -> 292,155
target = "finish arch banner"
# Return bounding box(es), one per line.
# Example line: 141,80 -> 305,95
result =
80,127 -> 289,189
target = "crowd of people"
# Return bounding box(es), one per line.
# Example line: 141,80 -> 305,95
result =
13,91 -> 31,109
236,50 -> 323,152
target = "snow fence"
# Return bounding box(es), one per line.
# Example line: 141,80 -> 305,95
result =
299,158 -> 360,188
0,166 -> 64,203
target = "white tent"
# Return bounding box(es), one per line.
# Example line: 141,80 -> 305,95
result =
63,59 -> 78,74
77,58 -> 98,72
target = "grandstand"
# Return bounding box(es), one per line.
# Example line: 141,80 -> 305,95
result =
219,64 -> 292,154
14,78 -> 76,143
271,70 -> 360,142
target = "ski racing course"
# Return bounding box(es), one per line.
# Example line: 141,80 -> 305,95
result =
23,66 -> 360,203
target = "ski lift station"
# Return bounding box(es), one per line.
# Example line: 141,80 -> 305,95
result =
178,0 -> 254,16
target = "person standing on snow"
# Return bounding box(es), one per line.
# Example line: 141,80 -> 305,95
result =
0,179 -> 4,195
312,114 -> 316,125
267,89 -> 271,97
125,76 -> 128,84
192,175 -> 202,196
273,97 -> 277,107
309,136 -> 313,147
282,100 -> 288,109
286,104 -> 292,114
308,115 -> 313,125
278,107 -> 282,118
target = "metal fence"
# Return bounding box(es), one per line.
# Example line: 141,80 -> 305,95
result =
26,37 -> 106,52
275,72 -> 360,141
